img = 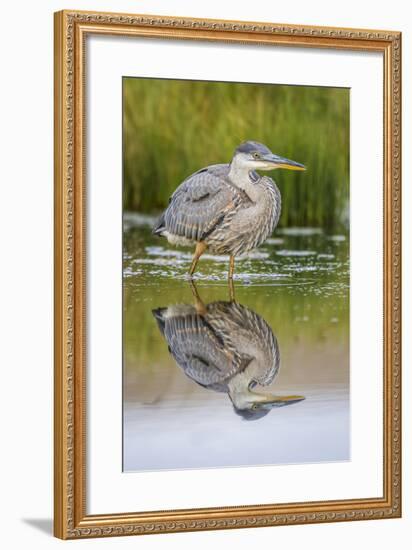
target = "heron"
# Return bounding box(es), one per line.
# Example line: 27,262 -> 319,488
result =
152,283 -> 305,419
153,141 -> 305,279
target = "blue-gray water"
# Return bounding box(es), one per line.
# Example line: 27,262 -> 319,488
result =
123,213 -> 350,472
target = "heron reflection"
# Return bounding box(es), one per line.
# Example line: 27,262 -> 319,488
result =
153,283 -> 304,419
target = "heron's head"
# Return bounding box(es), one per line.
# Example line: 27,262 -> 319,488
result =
232,141 -> 306,173
229,383 -> 305,421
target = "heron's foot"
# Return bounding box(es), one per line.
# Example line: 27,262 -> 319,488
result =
187,263 -> 198,279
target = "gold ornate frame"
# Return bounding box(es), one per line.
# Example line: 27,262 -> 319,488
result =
54,9 -> 402,540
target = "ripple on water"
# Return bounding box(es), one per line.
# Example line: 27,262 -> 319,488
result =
283,265 -> 318,273
145,246 -> 192,259
124,266 -> 143,278
234,271 -> 290,282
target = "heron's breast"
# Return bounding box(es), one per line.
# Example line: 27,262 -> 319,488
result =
205,201 -> 279,255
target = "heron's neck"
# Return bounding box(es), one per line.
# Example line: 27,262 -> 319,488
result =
227,371 -> 273,410
228,162 -> 261,201
227,371 -> 254,409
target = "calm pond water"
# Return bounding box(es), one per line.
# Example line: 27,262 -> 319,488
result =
123,212 -> 350,472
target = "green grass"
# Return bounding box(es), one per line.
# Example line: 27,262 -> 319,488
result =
123,78 -> 349,229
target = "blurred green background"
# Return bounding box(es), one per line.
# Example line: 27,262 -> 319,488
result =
123,78 -> 349,229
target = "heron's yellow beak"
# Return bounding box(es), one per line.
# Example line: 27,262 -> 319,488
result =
277,163 -> 306,171
263,153 -> 306,171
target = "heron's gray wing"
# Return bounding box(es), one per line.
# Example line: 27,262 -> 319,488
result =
161,164 -> 247,241
161,311 -> 252,388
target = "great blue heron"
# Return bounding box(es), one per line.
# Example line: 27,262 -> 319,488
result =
153,141 -> 305,279
152,283 -> 304,419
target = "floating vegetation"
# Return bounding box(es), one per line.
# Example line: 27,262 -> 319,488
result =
265,238 -> 285,245
276,250 -> 317,257
277,227 -> 323,236
123,223 -> 349,297
328,235 -> 347,242
123,211 -> 158,230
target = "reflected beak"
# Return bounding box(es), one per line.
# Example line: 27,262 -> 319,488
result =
230,386 -> 306,413
258,394 -> 306,408
263,153 -> 306,171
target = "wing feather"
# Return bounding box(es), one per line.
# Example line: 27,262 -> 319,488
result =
160,164 -> 246,242
162,310 -> 251,388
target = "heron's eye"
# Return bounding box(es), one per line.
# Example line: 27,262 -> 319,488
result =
253,152 -> 260,159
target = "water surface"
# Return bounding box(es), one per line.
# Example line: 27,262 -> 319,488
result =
123,213 -> 350,472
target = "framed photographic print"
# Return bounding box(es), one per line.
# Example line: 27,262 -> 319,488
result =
54,9 -> 402,539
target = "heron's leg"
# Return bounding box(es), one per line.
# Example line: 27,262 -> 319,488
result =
228,255 -> 235,280
189,241 -> 207,277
